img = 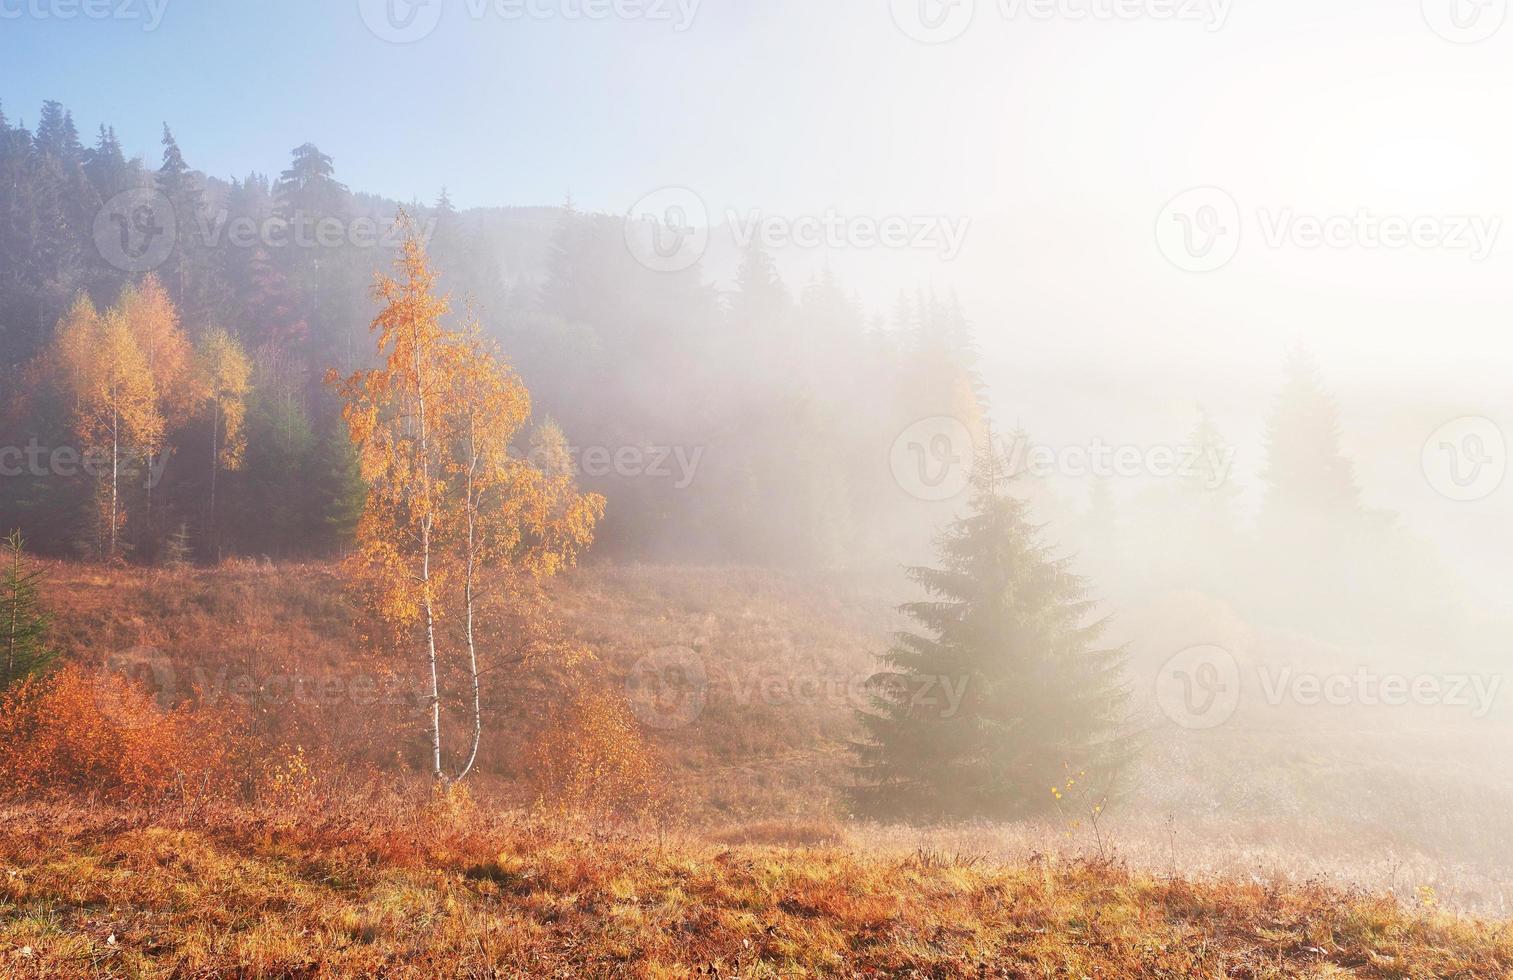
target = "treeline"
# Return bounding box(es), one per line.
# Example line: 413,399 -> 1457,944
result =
0,99 -> 984,566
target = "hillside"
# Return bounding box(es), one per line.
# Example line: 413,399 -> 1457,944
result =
37,560 -> 899,815
29,560 -> 1513,919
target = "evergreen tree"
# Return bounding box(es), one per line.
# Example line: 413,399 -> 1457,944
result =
84,125 -> 133,198
729,238 -> 789,325
156,124 -> 210,316
33,101 -> 83,162
311,427 -> 365,554
852,445 -> 1130,820
241,390 -> 316,555
1260,348 -> 1360,525
274,143 -> 347,217
1,530 -> 58,689
273,142 -> 358,382
162,522 -> 194,569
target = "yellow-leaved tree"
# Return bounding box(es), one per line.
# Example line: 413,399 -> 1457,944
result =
440,319 -> 604,780
330,215 -> 603,786
117,274 -> 196,522
198,327 -> 252,552
53,294 -> 164,561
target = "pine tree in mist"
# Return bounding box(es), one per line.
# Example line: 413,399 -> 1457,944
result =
1260,348 -> 1360,529
851,445 -> 1131,820
1,531 -> 58,690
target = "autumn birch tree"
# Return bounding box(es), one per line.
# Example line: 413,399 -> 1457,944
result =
332,217 -> 602,787
198,327 -> 252,554
330,216 -> 453,782
53,295 -> 164,561
439,321 -> 603,781
117,274 -> 196,526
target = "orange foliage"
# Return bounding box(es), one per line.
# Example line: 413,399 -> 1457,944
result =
0,664 -> 245,802
330,216 -> 603,785
531,686 -> 667,821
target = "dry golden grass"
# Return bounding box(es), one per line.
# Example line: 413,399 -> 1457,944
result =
17,557 -> 1513,974
2,797 -> 1510,979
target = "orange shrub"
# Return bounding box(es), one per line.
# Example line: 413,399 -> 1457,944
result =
0,664 -> 246,802
530,687 -> 667,822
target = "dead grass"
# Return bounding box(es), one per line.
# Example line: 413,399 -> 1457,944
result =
1,798 -> 1509,979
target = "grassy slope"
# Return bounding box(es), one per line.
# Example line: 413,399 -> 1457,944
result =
19,558 -> 1513,966
39,560 -> 899,815
2,800 -> 1510,979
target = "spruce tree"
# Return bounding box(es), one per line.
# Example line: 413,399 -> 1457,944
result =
852,445 -> 1130,820
163,522 -> 194,569
1260,347 -> 1360,524
312,428 -> 365,555
1,531 -> 58,690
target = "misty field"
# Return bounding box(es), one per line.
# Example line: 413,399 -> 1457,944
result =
3,561 -> 1511,977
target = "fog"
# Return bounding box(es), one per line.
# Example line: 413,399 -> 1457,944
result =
2,0 -> 1511,918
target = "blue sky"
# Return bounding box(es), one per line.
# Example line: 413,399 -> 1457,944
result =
0,0 -> 940,213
